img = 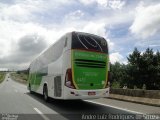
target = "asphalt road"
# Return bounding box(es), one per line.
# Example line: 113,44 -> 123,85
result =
0,73 -> 160,120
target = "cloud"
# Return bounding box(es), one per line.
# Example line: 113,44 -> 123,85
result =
0,1 -> 40,22
130,3 -> 160,38
0,0 -> 143,70
82,22 -> 107,37
0,19 -> 49,56
18,34 -> 47,55
78,0 -> 95,5
0,34 -> 47,69
135,38 -> 160,49
79,0 -> 125,9
65,10 -> 84,20
106,39 -> 115,52
0,0 -> 76,23
0,68 -> 8,71
106,0 -> 125,9
110,52 -> 124,64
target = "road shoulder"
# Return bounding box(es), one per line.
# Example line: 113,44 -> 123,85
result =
91,97 -> 160,114
108,94 -> 160,107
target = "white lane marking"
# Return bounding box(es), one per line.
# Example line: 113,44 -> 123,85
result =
34,108 -> 50,120
85,100 -> 144,114
34,108 -> 43,114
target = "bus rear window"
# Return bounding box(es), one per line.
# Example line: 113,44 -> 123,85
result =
72,32 -> 108,53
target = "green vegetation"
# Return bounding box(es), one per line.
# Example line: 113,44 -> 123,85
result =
111,48 -> 160,90
11,72 -> 28,84
111,81 -> 120,88
110,62 -> 128,88
0,72 -> 6,83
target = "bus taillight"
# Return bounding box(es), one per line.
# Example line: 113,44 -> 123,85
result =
105,71 -> 110,88
65,68 -> 76,89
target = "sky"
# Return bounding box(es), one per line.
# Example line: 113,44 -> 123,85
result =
0,0 -> 160,70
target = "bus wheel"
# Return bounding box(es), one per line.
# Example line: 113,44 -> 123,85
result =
43,85 -> 49,102
29,84 -> 33,94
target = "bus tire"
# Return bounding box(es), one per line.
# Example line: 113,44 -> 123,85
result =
29,84 -> 33,94
43,85 -> 49,102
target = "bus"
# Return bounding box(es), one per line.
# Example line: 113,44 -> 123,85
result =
28,31 -> 110,101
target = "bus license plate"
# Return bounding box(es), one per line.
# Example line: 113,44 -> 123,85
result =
88,92 -> 96,96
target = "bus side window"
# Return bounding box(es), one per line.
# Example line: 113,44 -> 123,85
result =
64,37 -> 67,47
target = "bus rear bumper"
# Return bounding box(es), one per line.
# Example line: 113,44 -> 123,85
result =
63,86 -> 110,100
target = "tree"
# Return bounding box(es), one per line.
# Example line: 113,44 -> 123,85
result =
110,62 -> 128,88
140,48 -> 154,89
150,50 -> 160,89
127,48 -> 142,88
110,48 -> 160,90
127,48 -> 160,90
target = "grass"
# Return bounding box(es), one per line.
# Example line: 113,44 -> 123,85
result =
0,72 -> 6,83
111,81 -> 121,88
10,72 -> 28,84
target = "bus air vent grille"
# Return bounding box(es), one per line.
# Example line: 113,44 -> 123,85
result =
74,59 -> 106,68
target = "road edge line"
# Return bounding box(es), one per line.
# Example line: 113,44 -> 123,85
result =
34,107 -> 50,120
85,100 -> 144,114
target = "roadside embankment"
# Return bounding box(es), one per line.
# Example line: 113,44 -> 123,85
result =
109,88 -> 160,107
110,88 -> 160,99
108,94 -> 160,107
0,72 -> 6,83
10,72 -> 28,84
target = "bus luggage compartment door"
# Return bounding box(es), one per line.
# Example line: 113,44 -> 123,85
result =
54,76 -> 62,97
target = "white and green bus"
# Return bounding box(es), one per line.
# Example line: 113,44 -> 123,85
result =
28,31 -> 110,101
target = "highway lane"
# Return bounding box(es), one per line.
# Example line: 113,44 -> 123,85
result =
0,73 -> 159,120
